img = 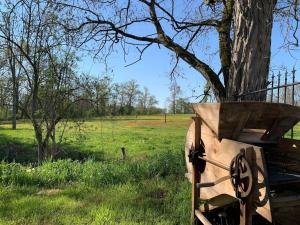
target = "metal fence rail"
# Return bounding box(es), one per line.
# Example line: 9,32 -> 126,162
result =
237,68 -> 299,139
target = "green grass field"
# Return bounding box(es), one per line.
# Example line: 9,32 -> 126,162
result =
0,115 -> 299,225
0,115 -> 193,225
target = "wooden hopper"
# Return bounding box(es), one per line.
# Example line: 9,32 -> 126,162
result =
185,102 -> 300,225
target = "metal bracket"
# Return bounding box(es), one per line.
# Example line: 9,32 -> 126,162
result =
196,175 -> 231,189
188,145 -> 206,172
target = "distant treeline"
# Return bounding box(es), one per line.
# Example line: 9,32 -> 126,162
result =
70,77 -> 163,118
0,75 -> 163,121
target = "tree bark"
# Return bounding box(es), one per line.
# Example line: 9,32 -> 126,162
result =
34,123 -> 44,164
228,0 -> 277,101
12,82 -> 18,130
8,53 -> 18,130
12,68 -> 18,130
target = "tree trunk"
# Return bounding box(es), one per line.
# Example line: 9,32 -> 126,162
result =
12,80 -> 18,130
9,54 -> 18,130
34,124 -> 44,164
227,0 -> 276,101
51,125 -> 57,159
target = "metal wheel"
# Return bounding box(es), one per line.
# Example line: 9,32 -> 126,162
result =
230,153 -> 253,199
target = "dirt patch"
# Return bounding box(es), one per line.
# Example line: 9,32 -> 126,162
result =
145,188 -> 166,199
127,121 -> 163,127
132,155 -> 147,161
127,120 -> 191,127
37,189 -> 62,196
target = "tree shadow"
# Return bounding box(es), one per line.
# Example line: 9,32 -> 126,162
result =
54,143 -> 105,162
0,134 -> 105,164
0,134 -> 36,163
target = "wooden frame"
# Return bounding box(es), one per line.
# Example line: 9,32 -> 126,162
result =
185,102 -> 300,225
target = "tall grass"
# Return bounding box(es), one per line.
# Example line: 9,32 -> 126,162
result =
0,151 -> 185,188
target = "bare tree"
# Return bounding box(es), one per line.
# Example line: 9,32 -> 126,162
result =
0,76 -> 10,120
169,80 -> 181,114
54,0 -> 300,101
0,0 -> 81,163
147,95 -> 159,113
92,75 -> 112,116
0,1 -> 25,129
124,80 -> 140,114
137,87 -> 150,114
137,87 -> 158,114
176,98 -> 193,114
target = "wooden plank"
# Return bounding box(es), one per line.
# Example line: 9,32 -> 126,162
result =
185,122 -> 194,182
191,117 -> 201,224
192,104 -> 220,138
240,147 -> 254,225
195,210 -> 212,225
250,145 -> 272,223
271,195 -> 300,208
278,138 -> 300,151
194,117 -> 201,150
265,138 -> 300,174
231,112 -> 251,139
262,117 -> 299,141
273,206 -> 300,225
238,129 -> 276,144
192,102 -> 300,140
200,194 -> 237,212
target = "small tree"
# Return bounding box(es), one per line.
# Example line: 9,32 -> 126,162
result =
92,76 -> 112,116
124,80 -> 140,115
137,87 -> 158,114
0,0 -> 81,163
169,81 -> 181,114
176,98 -> 193,114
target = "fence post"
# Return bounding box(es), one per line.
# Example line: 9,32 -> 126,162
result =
271,73 -> 274,103
292,68 -> 296,106
284,70 -> 288,104
291,68 -> 296,139
121,147 -> 126,160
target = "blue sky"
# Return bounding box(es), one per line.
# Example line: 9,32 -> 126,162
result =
79,21 -> 300,108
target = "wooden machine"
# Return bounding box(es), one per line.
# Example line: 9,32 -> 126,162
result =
185,102 -> 300,225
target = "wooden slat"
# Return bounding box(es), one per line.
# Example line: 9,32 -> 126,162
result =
262,117 -> 299,141
273,206 -> 300,225
200,194 -> 237,212
191,117 -> 201,223
185,122 -> 194,182
238,129 -> 276,144
240,147 -> 255,225
266,138 -> 300,174
271,195 -> 300,208
195,210 -> 212,225
192,102 -> 300,140
231,112 -> 251,139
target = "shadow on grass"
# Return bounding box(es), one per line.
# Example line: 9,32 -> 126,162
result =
0,134 -> 105,164
56,143 -> 105,162
0,134 -> 36,164
0,126 -> 33,131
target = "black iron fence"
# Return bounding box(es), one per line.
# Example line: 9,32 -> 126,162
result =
237,68 -> 300,104
237,68 -> 299,139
